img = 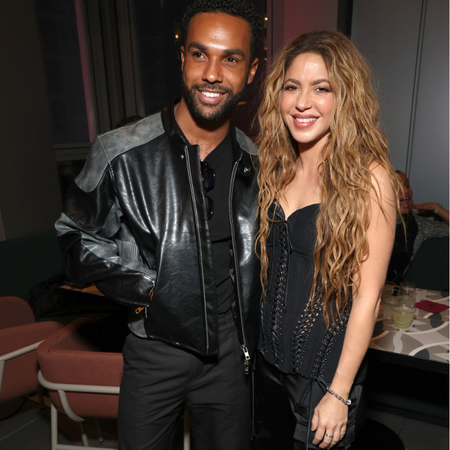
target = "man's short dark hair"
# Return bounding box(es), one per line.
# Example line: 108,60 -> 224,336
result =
182,0 -> 262,63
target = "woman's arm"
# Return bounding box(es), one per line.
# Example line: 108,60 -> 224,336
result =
311,164 -> 397,449
412,201 -> 449,224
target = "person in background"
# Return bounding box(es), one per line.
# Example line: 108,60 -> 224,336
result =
253,31 -> 400,449
55,1 -> 262,449
386,170 -> 449,283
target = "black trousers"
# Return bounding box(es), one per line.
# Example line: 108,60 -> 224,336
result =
118,309 -> 252,450
253,351 -> 360,450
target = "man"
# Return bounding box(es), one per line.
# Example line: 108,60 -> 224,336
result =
55,1 -> 262,449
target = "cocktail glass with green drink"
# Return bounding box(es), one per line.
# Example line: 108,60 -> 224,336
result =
393,306 -> 416,329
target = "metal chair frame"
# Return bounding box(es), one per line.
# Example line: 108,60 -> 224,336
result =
38,370 -> 119,450
0,340 -> 45,407
38,370 -> 191,450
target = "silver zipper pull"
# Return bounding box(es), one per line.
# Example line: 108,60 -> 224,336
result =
241,345 -> 251,375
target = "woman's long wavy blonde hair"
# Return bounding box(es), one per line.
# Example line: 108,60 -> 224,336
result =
256,31 -> 402,326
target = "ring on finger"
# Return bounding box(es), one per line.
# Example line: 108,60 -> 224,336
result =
325,433 -> 334,439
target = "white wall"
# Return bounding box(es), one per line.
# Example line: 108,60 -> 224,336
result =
352,0 -> 449,208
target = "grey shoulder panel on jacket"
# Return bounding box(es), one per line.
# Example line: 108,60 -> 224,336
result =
99,113 -> 164,160
235,127 -> 258,155
76,113 -> 164,193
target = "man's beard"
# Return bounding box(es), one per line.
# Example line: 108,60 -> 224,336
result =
181,78 -> 245,123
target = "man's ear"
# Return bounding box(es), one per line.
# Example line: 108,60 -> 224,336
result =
180,46 -> 185,72
247,58 -> 259,85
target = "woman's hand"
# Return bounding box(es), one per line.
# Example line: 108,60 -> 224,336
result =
311,392 -> 348,448
412,202 -> 449,224
412,201 -> 440,213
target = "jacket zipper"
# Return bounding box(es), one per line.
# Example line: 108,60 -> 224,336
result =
185,145 -> 210,353
135,306 -> 148,318
229,159 -> 250,375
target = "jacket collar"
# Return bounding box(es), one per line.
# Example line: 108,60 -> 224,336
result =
161,99 -> 190,147
161,99 -> 254,177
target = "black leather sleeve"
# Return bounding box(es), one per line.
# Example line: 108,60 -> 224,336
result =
55,138 -> 156,308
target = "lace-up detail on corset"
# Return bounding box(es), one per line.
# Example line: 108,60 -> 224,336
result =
291,300 -> 322,373
310,303 -> 351,377
260,220 -> 290,365
258,203 -> 351,380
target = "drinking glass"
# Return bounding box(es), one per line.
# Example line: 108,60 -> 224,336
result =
400,282 -> 416,308
393,306 -> 416,329
381,284 -> 403,319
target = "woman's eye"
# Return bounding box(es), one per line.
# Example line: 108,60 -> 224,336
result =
316,86 -> 330,93
283,85 -> 297,91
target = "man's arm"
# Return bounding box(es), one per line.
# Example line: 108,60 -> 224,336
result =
56,138 -> 156,308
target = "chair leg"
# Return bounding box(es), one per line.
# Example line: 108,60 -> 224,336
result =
95,418 -> 104,443
183,403 -> 190,450
79,421 -> 89,447
37,387 -> 45,410
51,403 -> 58,450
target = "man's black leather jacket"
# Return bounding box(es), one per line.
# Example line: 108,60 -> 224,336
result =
55,103 -> 261,361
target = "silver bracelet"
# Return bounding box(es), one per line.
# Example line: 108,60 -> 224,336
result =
326,387 -> 351,406
434,203 -> 443,214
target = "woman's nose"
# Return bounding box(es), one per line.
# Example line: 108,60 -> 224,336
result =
296,91 -> 311,110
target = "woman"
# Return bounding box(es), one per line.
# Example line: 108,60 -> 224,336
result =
254,31 -> 401,449
387,170 -> 449,283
